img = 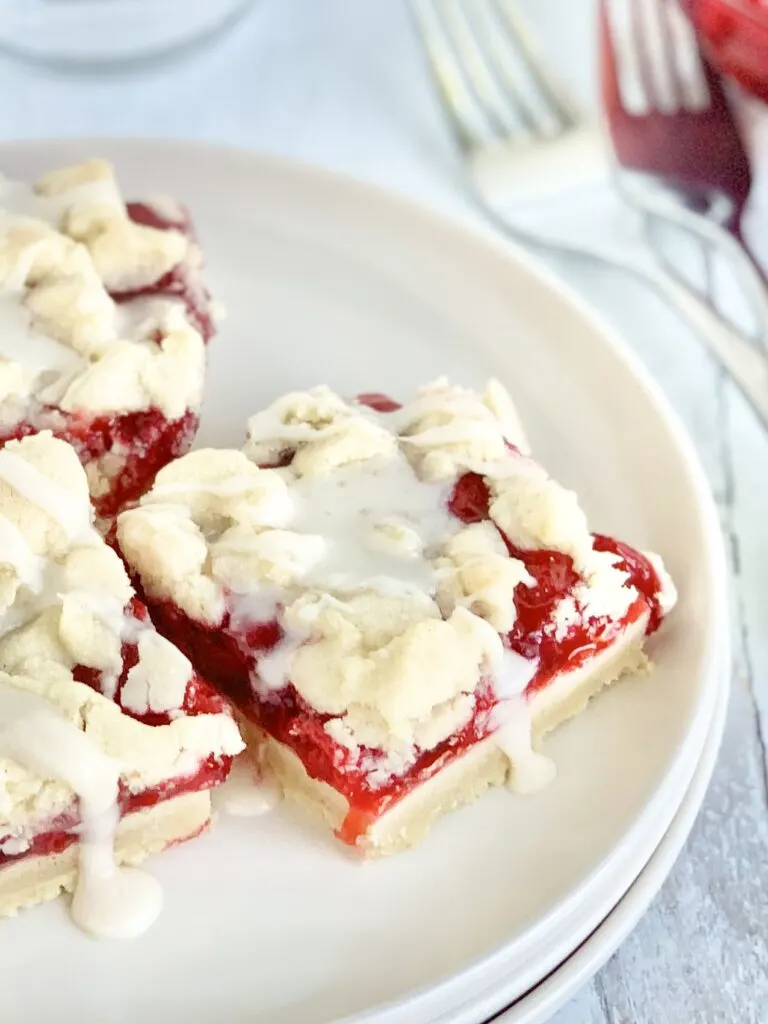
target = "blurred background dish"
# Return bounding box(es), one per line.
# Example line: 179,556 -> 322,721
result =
0,0 -> 258,69
684,0 -> 768,102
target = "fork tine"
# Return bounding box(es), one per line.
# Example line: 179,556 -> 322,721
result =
492,0 -> 578,131
414,0 -> 580,151
629,0 -> 663,112
600,0 -> 643,115
438,0 -> 533,138
628,0 -> 712,115
631,0 -> 678,113
600,0 -> 643,119
461,0 -> 558,138
662,0 -> 711,112
653,0 -> 689,109
410,0 -> 499,150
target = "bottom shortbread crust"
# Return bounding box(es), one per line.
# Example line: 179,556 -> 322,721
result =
246,620 -> 650,857
0,790 -> 212,918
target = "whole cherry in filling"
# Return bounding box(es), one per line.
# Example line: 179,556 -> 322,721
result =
447,470 -> 662,688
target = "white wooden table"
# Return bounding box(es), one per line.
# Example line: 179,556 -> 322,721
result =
2,2 -> 766,1020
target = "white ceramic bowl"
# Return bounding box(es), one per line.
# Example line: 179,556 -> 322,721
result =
0,0 -> 256,67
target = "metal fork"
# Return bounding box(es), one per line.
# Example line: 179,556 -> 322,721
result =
410,0 -> 768,430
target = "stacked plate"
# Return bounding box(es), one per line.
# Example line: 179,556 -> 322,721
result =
489,655 -> 728,1024
0,142 -> 728,1024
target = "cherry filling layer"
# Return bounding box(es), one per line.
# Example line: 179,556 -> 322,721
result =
446,471 -> 663,688
0,599 -> 235,870
0,756 -> 227,869
72,597 -> 234,727
129,395 -> 664,846
0,408 -> 198,520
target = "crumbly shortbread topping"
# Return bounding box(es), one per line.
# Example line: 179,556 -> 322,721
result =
244,386 -> 398,477
118,379 -> 671,786
0,159 -> 205,427
395,377 -> 532,480
0,432 -> 243,836
435,521 -> 535,633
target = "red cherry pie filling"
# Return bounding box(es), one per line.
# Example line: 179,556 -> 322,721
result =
118,380 -> 677,855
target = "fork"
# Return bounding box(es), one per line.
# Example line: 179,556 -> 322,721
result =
410,0 -> 768,429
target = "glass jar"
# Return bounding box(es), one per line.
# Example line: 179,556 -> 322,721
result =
683,0 -> 768,103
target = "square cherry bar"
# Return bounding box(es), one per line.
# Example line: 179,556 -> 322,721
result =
0,433 -> 242,935
117,380 -> 676,857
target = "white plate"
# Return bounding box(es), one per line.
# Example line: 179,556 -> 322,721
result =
492,639 -> 730,1024
0,141 -> 726,1024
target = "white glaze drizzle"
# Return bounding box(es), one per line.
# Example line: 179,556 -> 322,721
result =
211,755 -> 280,817
255,622 -> 306,693
289,456 -> 457,597
0,682 -> 162,938
114,294 -> 187,342
0,297 -> 81,385
224,427 -> 550,796
227,586 -> 288,629
491,695 -> 557,795
0,510 -> 45,590
0,177 -> 119,392
493,647 -> 540,700
222,456 -> 460,706
62,588 -> 128,637
0,447 -> 135,653
0,445 -> 196,938
0,450 -> 89,541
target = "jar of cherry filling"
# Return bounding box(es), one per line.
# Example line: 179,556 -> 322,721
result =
0,0 -> 258,70
683,0 -> 768,103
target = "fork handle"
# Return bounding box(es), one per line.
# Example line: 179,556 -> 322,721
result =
645,262 -> 768,428
730,229 -> 768,338
637,188 -> 768,357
